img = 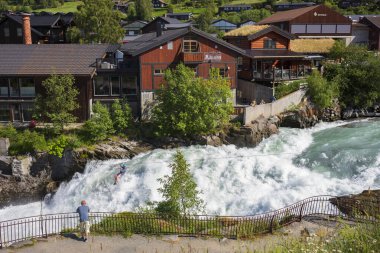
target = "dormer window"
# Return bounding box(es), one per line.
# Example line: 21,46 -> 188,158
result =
264,39 -> 276,49
183,37 -> 199,52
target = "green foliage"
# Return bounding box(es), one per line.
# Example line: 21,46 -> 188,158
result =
157,150 -> 204,216
6,129 -> 48,155
135,0 -> 153,21
326,44 -> 380,108
66,26 -> 81,43
278,221 -> 380,253
111,100 -> 133,135
75,0 -> 124,43
126,2 -> 136,20
83,101 -> 114,142
48,135 -> 69,158
34,74 -> 79,134
194,2 -> 215,32
152,64 -> 233,138
275,81 -> 302,99
220,8 -> 271,24
306,71 -> 338,109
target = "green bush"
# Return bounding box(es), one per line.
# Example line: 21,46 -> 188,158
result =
306,70 -> 339,109
275,81 -> 302,99
83,102 -> 115,142
111,100 -> 132,135
7,129 -> 48,155
48,135 -> 69,158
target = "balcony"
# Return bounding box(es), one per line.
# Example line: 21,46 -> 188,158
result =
181,52 -> 204,63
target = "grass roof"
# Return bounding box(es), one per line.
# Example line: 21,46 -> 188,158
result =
224,25 -> 270,36
289,39 -> 335,53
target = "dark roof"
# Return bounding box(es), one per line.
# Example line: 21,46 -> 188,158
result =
0,44 -> 110,76
6,13 -> 61,27
121,27 -> 246,56
123,20 -> 148,29
346,14 -> 380,22
258,5 -> 319,24
212,19 -> 237,25
247,25 -> 296,40
59,13 -> 74,26
158,16 -> 183,24
166,13 -> 192,16
245,49 -> 306,59
362,16 -> 380,29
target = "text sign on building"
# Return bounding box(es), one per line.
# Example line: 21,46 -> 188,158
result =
314,12 -> 327,17
204,52 -> 222,62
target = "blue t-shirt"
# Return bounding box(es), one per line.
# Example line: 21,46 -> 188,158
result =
77,205 -> 90,222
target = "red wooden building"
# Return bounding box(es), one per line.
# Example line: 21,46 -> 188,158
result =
114,26 -> 245,119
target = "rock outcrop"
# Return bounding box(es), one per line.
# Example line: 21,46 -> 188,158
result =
329,189 -> 380,217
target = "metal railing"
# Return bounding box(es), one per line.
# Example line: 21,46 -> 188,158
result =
0,195 -> 378,248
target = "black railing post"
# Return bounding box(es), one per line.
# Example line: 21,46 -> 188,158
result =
0,222 -> 2,249
299,203 -> 305,221
269,214 -> 275,234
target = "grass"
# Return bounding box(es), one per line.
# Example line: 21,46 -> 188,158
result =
153,7 -> 206,18
275,81 -> 302,99
33,1 -> 83,13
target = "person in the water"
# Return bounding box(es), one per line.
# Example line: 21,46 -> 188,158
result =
114,163 -> 127,185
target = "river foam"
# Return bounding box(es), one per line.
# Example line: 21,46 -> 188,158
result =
1,119 -> 379,221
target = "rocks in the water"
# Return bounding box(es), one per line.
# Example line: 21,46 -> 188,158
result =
12,156 -> 33,178
222,116 -> 280,147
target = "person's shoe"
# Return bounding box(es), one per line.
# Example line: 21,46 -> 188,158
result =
84,238 -> 87,242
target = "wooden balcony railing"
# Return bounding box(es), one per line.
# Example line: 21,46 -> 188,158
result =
181,52 -> 204,63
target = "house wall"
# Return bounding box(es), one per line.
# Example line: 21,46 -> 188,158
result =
250,32 -> 289,49
139,34 -> 239,91
0,18 -> 40,44
224,36 -> 251,49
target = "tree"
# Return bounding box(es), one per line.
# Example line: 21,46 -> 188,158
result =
326,44 -> 380,108
75,0 -> 124,43
83,102 -> 114,142
135,0 -> 153,21
152,64 -> 233,138
195,2 -> 215,32
111,99 -> 133,134
240,9 -> 271,22
306,71 -> 338,109
157,150 -> 204,216
34,74 -> 79,134
126,2 -> 136,21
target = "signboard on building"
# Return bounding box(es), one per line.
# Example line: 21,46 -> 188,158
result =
204,52 -> 222,62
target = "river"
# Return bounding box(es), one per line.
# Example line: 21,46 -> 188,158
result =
1,119 -> 379,221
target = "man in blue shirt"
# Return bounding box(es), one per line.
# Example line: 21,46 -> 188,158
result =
76,200 -> 90,242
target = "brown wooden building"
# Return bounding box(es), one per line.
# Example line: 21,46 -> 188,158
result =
224,25 -> 312,84
104,26 -> 245,118
0,44 -> 111,122
257,5 -> 352,43
360,17 -> 380,51
0,13 -> 74,44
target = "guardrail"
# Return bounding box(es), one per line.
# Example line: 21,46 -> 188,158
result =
0,195 -> 378,248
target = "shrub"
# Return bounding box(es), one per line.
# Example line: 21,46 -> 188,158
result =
48,136 -> 69,158
306,70 -> 339,109
111,100 -> 132,135
83,102 -> 114,142
8,130 -> 48,155
275,81 -> 302,99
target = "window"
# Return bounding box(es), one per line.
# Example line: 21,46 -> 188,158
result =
0,104 -> 9,121
264,39 -> 276,49
154,69 -> 165,75
218,68 -> 227,77
183,37 -> 199,52
9,78 -> 19,97
17,28 -> 22,37
22,103 -> 34,122
307,24 -> 321,33
4,27 -> 9,37
167,41 -> 173,50
0,78 -> 8,97
110,76 -> 120,95
20,78 -> 35,97
121,76 -> 137,95
94,76 -> 110,96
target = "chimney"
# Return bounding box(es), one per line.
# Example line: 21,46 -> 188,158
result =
22,13 -> 32,45
156,20 -> 164,37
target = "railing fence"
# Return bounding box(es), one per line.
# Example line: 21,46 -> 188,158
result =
0,195 -> 378,248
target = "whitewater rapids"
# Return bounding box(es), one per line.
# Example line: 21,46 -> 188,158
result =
1,119 -> 380,221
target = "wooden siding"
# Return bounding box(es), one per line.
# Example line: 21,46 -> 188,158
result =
292,5 -> 351,25
250,32 -> 289,49
224,37 -> 251,49
139,34 -> 239,91
0,19 -> 40,44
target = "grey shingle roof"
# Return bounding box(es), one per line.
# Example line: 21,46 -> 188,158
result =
6,14 -> 61,27
0,44 -> 110,76
121,27 -> 246,56
245,49 -> 306,59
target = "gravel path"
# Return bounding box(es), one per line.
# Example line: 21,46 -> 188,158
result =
0,220 -> 339,253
